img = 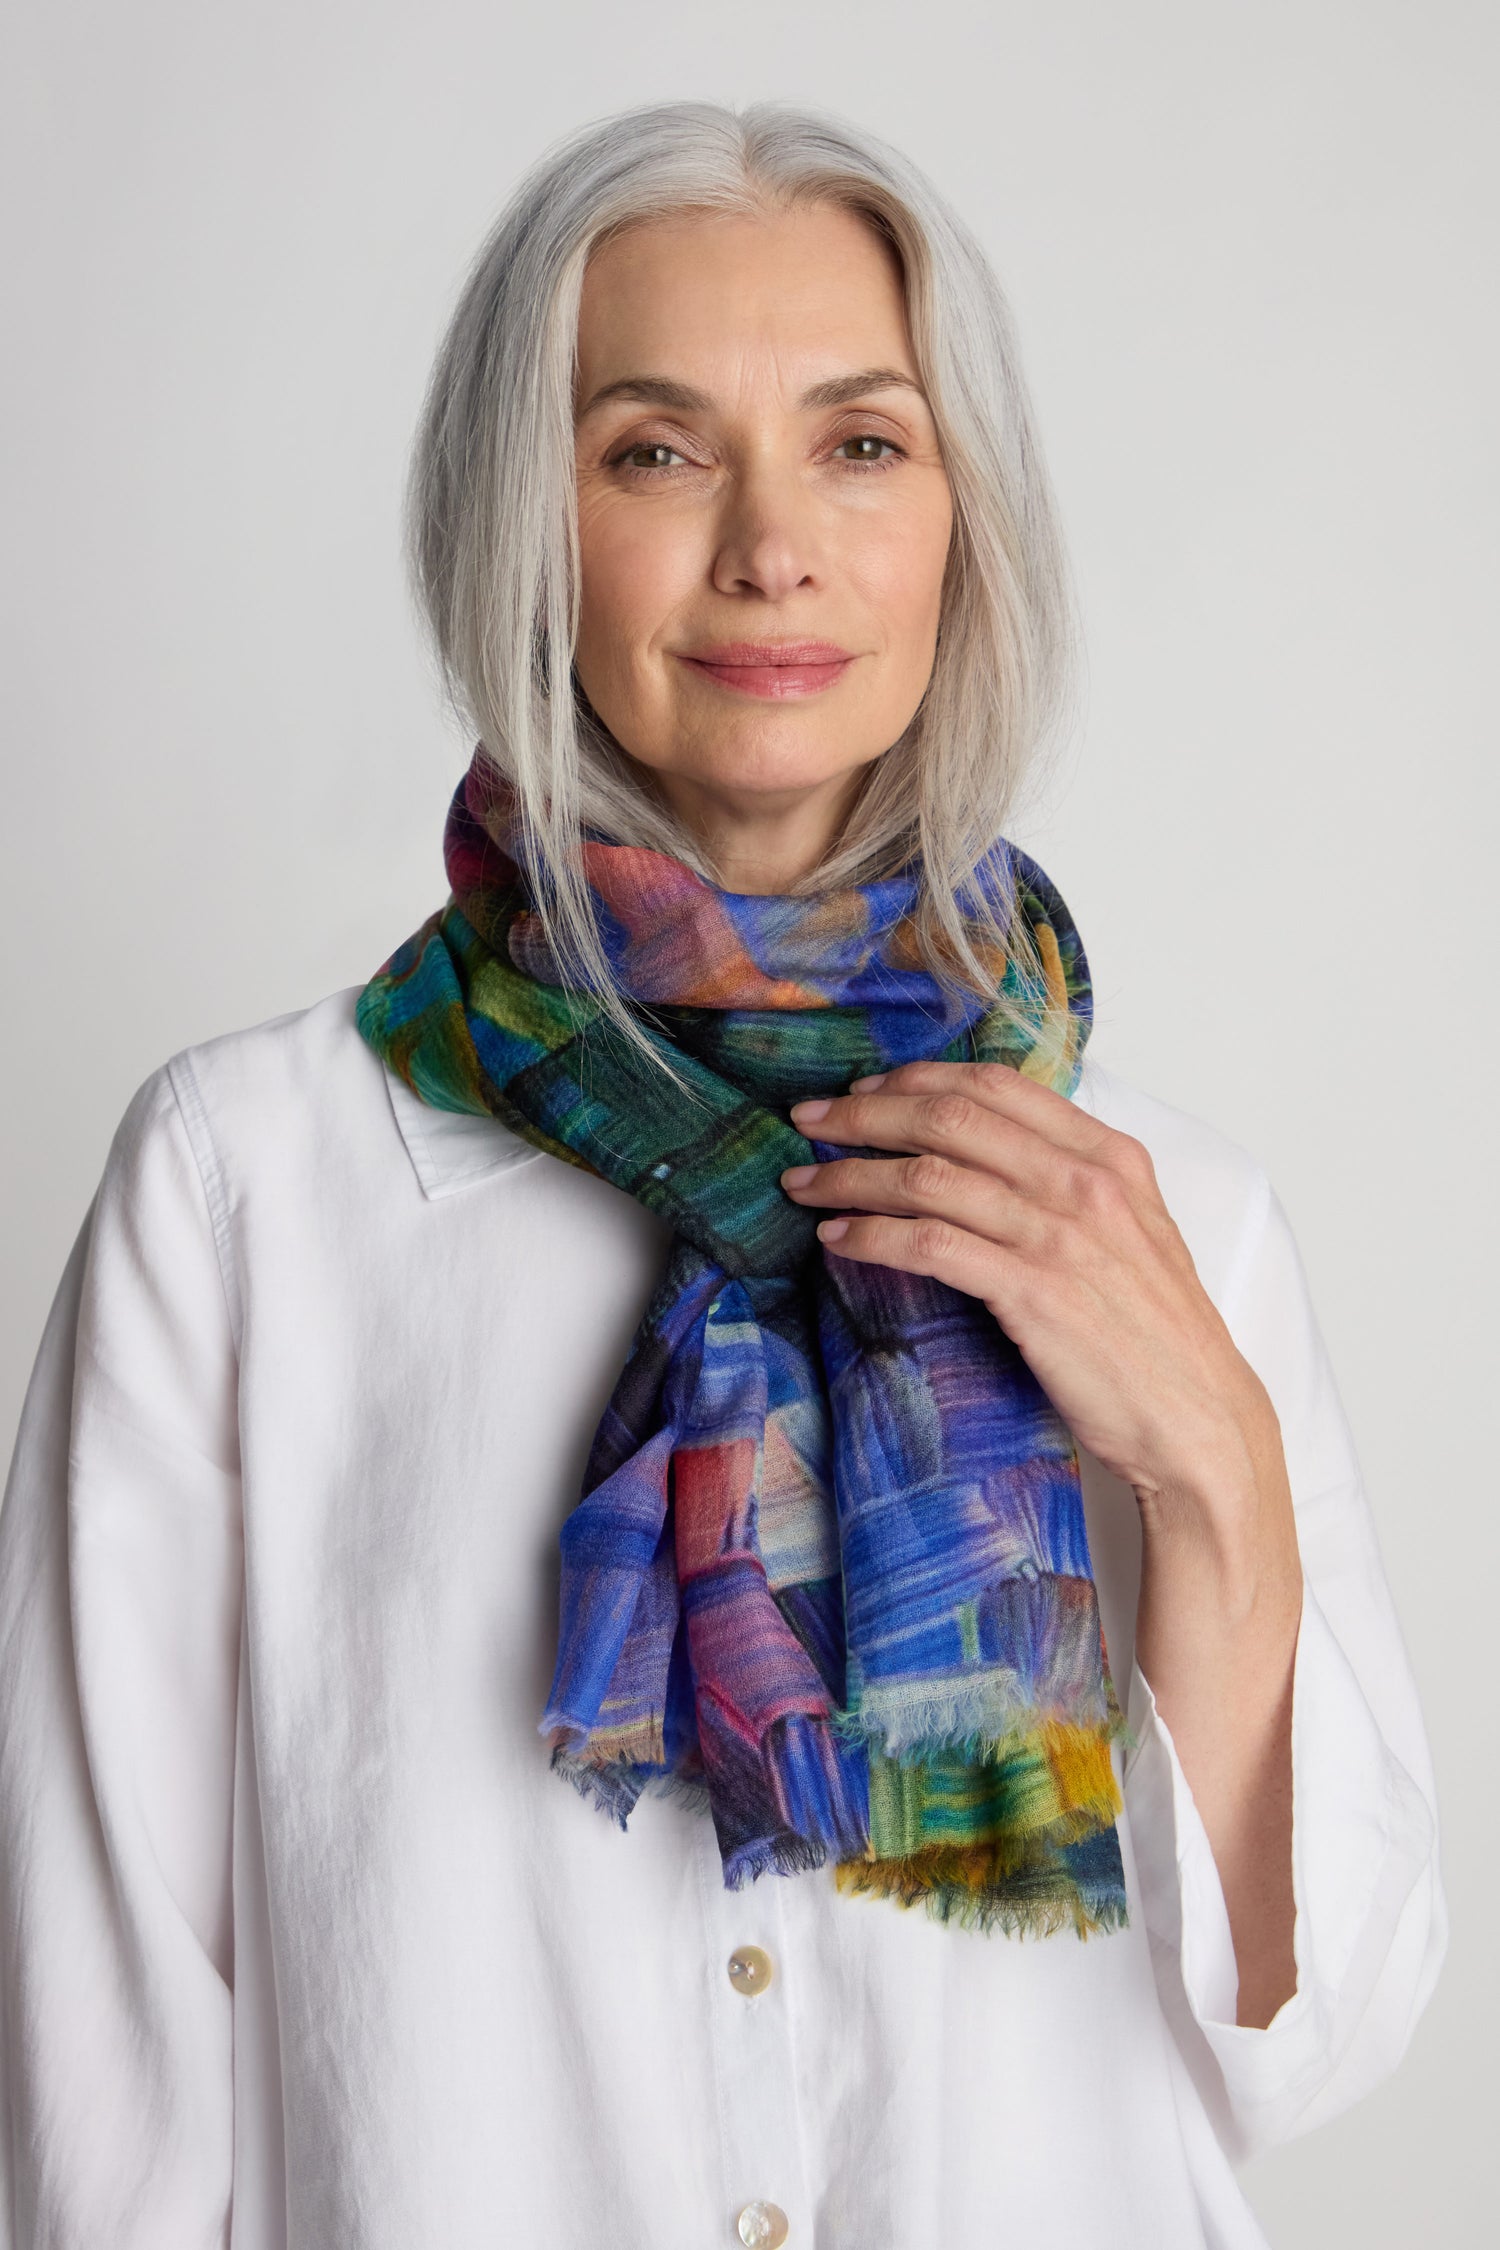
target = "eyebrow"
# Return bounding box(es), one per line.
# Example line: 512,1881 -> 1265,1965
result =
576,366 -> 926,419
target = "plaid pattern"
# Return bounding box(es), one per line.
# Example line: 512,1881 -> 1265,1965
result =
357,747 -> 1130,1938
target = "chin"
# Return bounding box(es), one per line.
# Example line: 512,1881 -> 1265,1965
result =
654,707 -> 886,796
678,746 -> 872,800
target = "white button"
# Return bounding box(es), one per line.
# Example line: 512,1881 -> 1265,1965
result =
727,1944 -> 774,1996
736,2202 -> 789,2247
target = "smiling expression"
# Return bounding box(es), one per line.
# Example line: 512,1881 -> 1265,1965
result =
572,201 -> 955,839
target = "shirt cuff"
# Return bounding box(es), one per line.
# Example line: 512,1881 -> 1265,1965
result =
1121,1572 -> 1437,2141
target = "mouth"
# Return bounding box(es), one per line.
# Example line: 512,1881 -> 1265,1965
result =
674,640 -> 856,699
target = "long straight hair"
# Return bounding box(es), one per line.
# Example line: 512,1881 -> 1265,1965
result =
410,100 -> 1082,1082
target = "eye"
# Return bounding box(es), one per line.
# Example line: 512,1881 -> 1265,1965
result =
832,431 -> 902,466
610,440 -> 689,472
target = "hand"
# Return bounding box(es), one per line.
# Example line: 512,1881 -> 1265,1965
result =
781,1059 -> 1284,1555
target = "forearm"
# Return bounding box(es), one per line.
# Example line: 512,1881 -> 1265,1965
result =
1133,1387 -> 1305,2029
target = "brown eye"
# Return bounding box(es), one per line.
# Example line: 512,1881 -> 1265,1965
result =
617,442 -> 685,470
835,434 -> 898,463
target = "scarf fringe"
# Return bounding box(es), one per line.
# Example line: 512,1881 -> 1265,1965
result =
549,1745 -> 712,1829
832,1850 -> 1131,1941
553,1747 -> 839,1887
723,1829 -> 833,1889
835,1679 -> 1125,1770
553,1733 -> 1128,1889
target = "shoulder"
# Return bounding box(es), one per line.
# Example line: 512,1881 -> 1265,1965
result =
90,990 -> 374,1209
136,983 -> 537,1211
45,1000 -> 376,1379
159,982 -> 378,1121
1072,1055 -> 1272,1312
96,986 -> 413,1228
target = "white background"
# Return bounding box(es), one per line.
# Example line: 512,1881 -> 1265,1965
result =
3,3 -> 1493,2240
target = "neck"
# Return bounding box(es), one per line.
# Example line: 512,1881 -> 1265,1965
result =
642,764 -> 871,895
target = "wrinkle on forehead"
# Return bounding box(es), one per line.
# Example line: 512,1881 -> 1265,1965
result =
573,202 -> 918,415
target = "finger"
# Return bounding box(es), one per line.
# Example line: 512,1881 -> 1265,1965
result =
813,1208 -> 1017,1307
791,1063 -> 1159,1205
851,1059 -> 1109,1156
787,1079 -> 1090,1204
779,1150 -> 1049,1253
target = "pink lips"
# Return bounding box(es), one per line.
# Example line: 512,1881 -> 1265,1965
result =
676,640 -> 855,698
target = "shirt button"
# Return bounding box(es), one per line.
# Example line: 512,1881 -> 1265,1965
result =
736,2202 -> 789,2247
727,1944 -> 774,1996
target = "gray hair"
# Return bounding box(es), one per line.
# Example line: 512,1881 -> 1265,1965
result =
410,99 -> 1081,1074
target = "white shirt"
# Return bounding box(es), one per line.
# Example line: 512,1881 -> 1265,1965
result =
0,984 -> 1447,2250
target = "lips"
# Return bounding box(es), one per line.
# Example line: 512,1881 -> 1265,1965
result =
676,641 -> 855,699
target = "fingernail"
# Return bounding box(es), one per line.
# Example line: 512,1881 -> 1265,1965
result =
817,1217 -> 849,1242
780,1164 -> 818,1188
791,1097 -> 831,1122
849,1072 -> 886,1091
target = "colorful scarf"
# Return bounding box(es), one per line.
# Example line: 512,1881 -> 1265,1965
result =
357,746 -> 1131,1938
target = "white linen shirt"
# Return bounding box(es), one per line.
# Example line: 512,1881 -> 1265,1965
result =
0,985 -> 1447,2250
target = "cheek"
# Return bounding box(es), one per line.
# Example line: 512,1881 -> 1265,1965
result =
576,497 -> 699,679
843,492 -> 952,656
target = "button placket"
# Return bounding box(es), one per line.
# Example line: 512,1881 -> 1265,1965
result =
696,1830 -> 811,2246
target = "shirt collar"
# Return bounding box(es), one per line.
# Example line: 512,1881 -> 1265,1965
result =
381,1063 -> 543,1200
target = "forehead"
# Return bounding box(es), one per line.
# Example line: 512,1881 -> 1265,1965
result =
575,202 -> 916,392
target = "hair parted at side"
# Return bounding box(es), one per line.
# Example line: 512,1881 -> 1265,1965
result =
409,97 -> 1082,1080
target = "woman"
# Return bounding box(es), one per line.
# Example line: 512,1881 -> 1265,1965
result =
0,99 -> 1445,2249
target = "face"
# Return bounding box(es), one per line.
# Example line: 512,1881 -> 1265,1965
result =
571,200 -> 954,886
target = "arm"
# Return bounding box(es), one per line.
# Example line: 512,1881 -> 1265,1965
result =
1132,1374 -> 1303,2028
1121,1178 -> 1446,2154
778,1059 -> 1446,2148
0,1064 -> 243,2246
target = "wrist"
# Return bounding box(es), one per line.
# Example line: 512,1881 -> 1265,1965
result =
1135,1382 -> 1301,1615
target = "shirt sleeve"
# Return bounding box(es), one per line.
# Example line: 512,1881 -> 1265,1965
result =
1120,1172 -> 1448,2162
0,1063 -> 242,2247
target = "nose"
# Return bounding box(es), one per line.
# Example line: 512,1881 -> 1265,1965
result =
709,457 -> 824,603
